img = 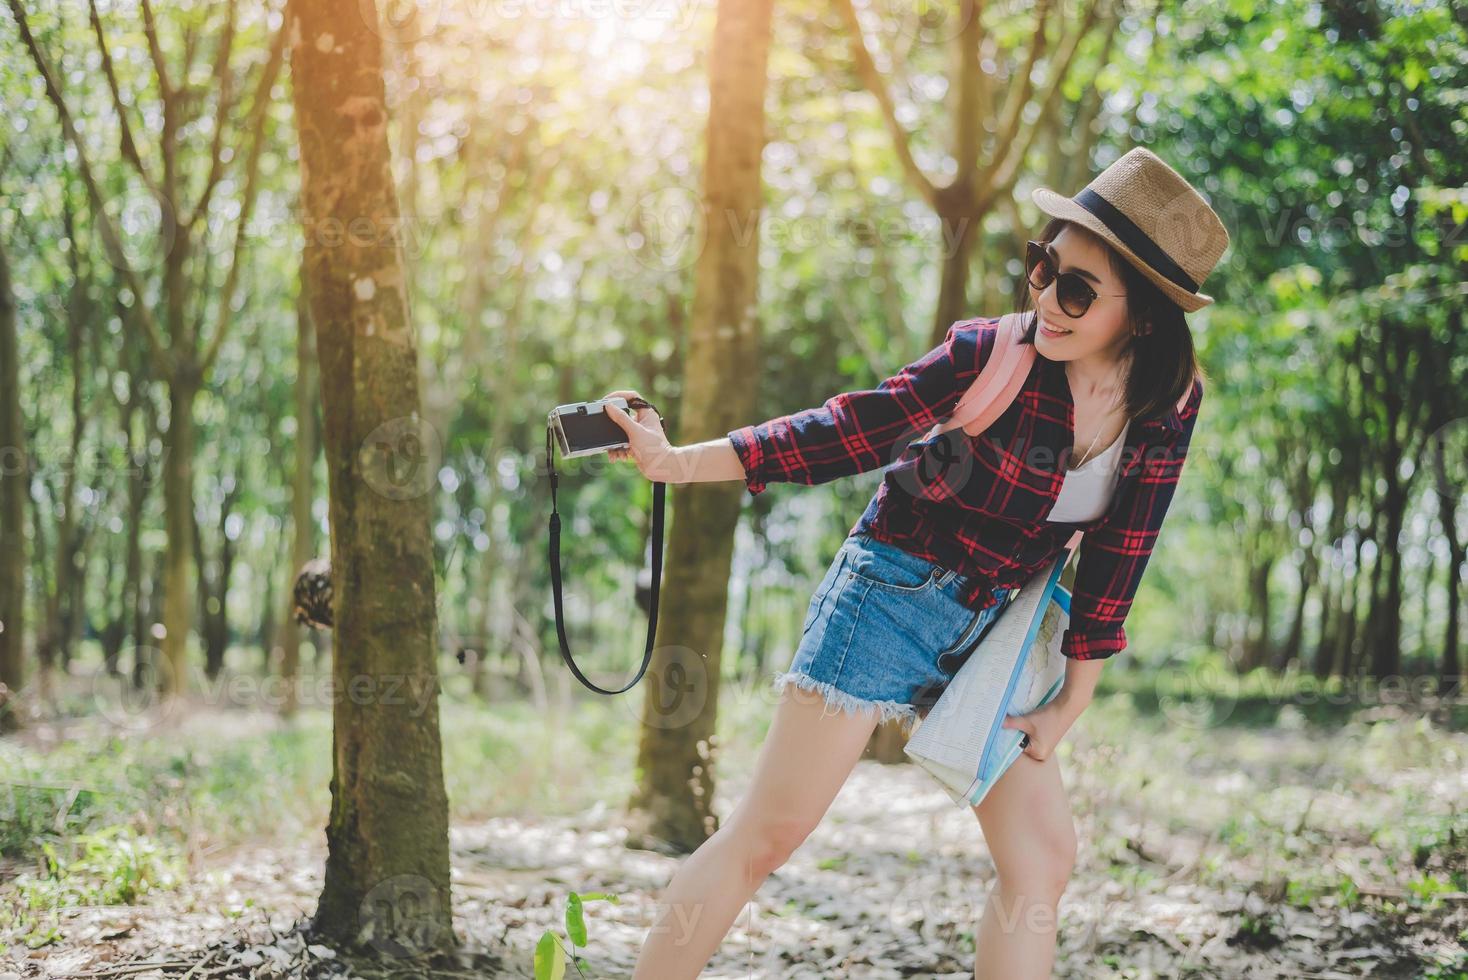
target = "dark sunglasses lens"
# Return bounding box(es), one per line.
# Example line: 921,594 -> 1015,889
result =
1025,242 -> 1053,288
1056,274 -> 1094,317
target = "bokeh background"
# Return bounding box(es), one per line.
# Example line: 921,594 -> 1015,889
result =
0,0 -> 1465,976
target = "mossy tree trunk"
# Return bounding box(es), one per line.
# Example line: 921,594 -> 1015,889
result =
624,0 -> 774,853
0,240 -> 24,730
288,0 -> 454,952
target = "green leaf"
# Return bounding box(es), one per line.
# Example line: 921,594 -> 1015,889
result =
534,931 -> 565,980
565,893 -> 587,947
1402,60 -> 1423,91
576,891 -> 620,903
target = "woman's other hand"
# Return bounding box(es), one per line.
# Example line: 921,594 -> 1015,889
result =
1001,699 -> 1076,763
603,389 -> 681,483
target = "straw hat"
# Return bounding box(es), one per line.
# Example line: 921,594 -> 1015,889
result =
1031,147 -> 1230,312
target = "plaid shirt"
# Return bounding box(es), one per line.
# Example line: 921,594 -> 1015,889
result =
727,316 -> 1204,661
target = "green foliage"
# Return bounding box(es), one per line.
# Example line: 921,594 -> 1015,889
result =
0,825 -> 181,950
533,889 -> 620,980
22,826 -> 181,907
0,687 -> 683,873
0,718 -> 333,870
1420,966 -> 1468,980
0,782 -> 101,858
534,930 -> 565,980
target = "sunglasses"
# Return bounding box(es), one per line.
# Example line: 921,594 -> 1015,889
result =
1025,240 -> 1126,318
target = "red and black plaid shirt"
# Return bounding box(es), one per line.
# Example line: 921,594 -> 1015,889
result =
727,316 -> 1203,661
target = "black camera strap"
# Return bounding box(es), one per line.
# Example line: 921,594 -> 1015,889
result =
545,398 -> 667,695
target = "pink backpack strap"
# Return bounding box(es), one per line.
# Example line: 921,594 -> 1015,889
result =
923,312 -> 1036,441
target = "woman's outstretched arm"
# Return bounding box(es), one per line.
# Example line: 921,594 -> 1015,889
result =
604,317 -> 991,493
723,319 -> 990,495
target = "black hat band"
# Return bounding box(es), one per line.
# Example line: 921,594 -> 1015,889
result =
1074,187 -> 1200,294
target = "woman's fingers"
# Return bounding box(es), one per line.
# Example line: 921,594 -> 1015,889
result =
603,389 -> 643,416
610,401 -> 641,430
603,391 -> 663,475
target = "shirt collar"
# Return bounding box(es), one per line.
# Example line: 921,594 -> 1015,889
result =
1141,400 -> 1188,435
1042,354 -> 1192,437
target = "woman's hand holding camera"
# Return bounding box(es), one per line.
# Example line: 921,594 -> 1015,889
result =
603,389 -> 682,483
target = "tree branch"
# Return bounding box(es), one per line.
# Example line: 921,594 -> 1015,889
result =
1061,1 -> 1120,188
833,0 -> 938,209
983,0 -> 1052,195
980,0 -> 1106,211
951,0 -> 985,178
186,0 -> 240,229
7,0 -> 173,374
139,0 -> 174,100
87,0 -> 163,202
179,3 -> 204,93
198,14 -> 287,377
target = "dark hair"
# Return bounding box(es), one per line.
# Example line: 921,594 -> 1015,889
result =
1011,217 -> 1205,424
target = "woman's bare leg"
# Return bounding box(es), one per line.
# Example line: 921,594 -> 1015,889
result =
631,687 -> 883,979
971,750 -> 1078,979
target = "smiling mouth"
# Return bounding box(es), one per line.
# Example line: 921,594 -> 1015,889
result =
1038,314 -> 1072,336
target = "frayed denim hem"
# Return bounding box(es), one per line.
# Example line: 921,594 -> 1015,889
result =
771,670 -> 918,731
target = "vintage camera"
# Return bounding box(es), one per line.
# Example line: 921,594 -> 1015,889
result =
543,393 -> 667,695
547,397 -> 633,459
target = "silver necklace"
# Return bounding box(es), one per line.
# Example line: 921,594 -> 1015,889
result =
1069,380 -> 1125,471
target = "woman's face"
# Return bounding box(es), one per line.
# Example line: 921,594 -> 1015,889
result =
1029,225 -> 1133,364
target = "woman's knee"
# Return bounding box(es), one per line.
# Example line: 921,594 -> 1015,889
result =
725,815 -> 818,879
993,822 -> 1077,900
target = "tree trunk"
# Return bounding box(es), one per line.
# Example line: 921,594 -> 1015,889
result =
37,269 -> 91,683
0,240 -> 24,729
1313,465 -> 1351,678
1372,480 -> 1407,678
1312,565 -> 1337,680
1240,556 -> 1274,673
100,546 -> 126,670
1275,550 -> 1314,672
130,395 -> 159,686
931,180 -> 980,343
280,265 -> 318,719
1440,490 -> 1464,696
288,0 -> 454,951
195,473 -> 240,681
27,485 -> 53,706
625,0 -> 774,854
1360,512 -> 1387,678
160,371 -> 199,695
1342,526 -> 1368,678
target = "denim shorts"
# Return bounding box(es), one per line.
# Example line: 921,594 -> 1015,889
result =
772,532 -> 1020,732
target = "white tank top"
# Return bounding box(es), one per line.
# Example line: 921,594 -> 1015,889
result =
1046,420 -> 1130,523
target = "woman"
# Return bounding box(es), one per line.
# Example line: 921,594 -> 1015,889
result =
605,147 -> 1228,978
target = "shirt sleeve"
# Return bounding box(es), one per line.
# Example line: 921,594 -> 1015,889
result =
1061,377 -> 1204,661
727,319 -> 990,496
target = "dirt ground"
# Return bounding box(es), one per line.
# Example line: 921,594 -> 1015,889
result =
5,741 -> 1462,980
